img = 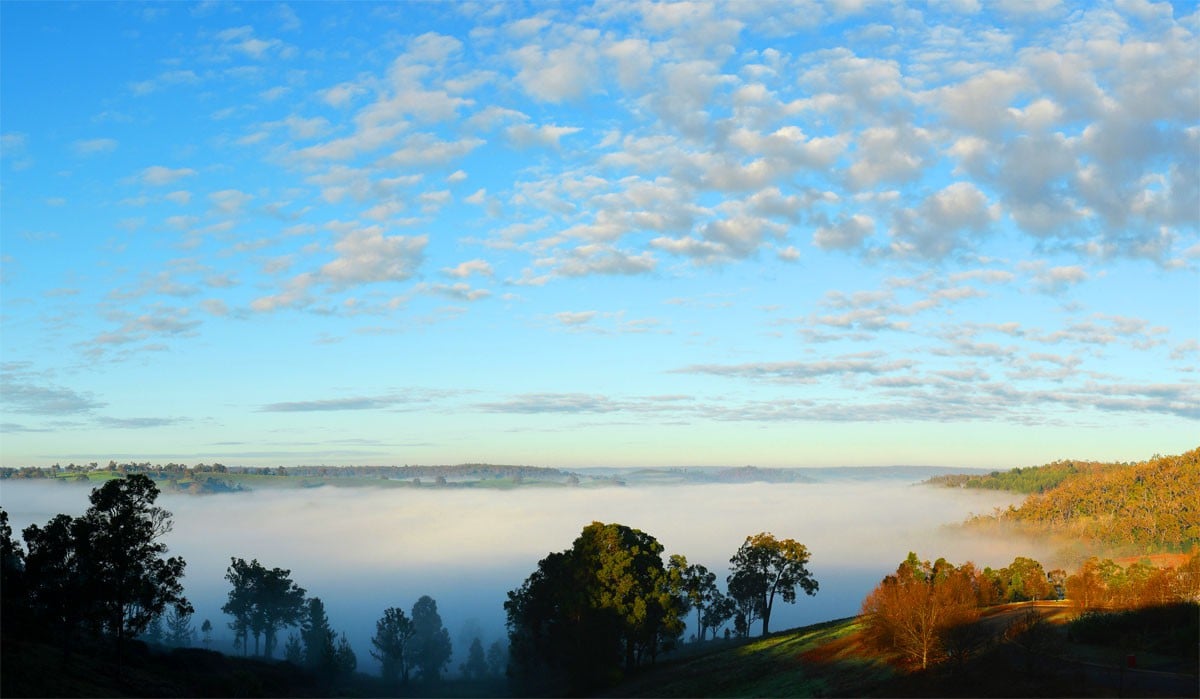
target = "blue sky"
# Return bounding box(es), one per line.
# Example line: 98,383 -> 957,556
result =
1,0 -> 1196,469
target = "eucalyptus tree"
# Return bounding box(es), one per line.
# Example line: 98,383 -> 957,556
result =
727,532 -> 818,636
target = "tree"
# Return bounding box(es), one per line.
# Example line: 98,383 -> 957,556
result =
727,532 -> 818,635
142,614 -> 165,645
861,553 -> 979,669
256,565 -> 307,658
461,636 -> 489,680
1065,557 -> 1105,612
165,605 -> 195,647
21,514 -> 86,645
700,590 -> 736,640
1001,556 -> 1052,602
505,521 -> 686,695
372,607 -> 416,685
79,475 -> 191,648
0,508 -> 26,635
221,557 -> 306,657
301,597 -> 336,673
333,632 -> 357,679
201,619 -> 213,647
284,633 -> 304,665
670,555 -> 720,641
408,595 -> 452,682
222,557 -> 256,655
486,640 -> 508,678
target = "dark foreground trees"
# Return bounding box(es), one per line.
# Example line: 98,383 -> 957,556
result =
727,532 -> 819,635
409,595 -> 452,682
505,521 -> 686,696
221,557 -> 306,657
372,607 -> 416,685
3,475 -> 191,659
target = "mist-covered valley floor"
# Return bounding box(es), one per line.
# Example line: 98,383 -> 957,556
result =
0,472 -> 1052,676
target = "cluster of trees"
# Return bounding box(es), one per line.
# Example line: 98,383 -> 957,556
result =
504,522 -> 817,695
861,553 -> 1077,669
367,596 -> 453,686
222,558 -> 308,658
861,549 -> 1200,671
0,475 -> 190,663
218,555 -> 468,688
1065,554 -> 1200,611
968,448 -> 1200,550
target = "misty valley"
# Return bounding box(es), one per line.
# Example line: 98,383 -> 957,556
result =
2,450 -> 1197,697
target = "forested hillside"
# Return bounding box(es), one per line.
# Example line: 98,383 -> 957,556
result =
966,448 -> 1200,552
927,459 -> 1125,494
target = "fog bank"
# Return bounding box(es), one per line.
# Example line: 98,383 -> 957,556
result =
1,478 -> 1044,673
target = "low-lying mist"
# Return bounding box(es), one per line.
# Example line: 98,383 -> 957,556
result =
1,477 -> 1049,674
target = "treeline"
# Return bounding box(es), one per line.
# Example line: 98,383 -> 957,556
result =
271,463 -> 573,482
0,462 -> 571,481
926,459 -> 1126,494
982,449 -> 1199,551
0,461 -> 580,491
861,549 -> 1200,671
0,475 -> 507,695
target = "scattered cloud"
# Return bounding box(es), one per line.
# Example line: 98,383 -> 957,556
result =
138,165 -> 197,186
72,138 -> 118,156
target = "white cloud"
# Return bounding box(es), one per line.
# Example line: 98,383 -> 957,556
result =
321,81 -> 367,108
442,259 -> 493,279
72,138 -> 118,156
209,189 -> 253,215
165,190 -> 193,205
506,123 -> 582,149
554,310 -> 596,326
320,227 -> 428,288
534,244 -> 657,279
510,41 -> 599,103
890,182 -> 996,259
813,214 -> 875,251
417,282 -> 491,302
139,166 -> 197,186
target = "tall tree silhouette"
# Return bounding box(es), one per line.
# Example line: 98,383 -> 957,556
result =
222,558 -> 305,657
408,595 -> 452,682
371,607 -> 415,685
727,532 -> 818,635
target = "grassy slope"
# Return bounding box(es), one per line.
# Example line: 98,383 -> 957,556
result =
604,617 -> 894,698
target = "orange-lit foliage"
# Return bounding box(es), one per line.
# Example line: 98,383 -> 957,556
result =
980,448 -> 1200,551
862,549 -> 1200,672
1065,551 -> 1200,612
861,553 -> 979,669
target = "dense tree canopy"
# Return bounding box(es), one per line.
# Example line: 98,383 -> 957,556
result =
505,521 -> 686,696
13,475 -> 190,656
966,448 -> 1200,551
861,553 -> 979,669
